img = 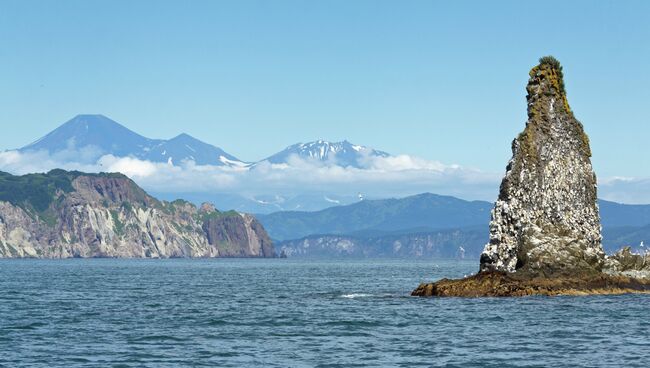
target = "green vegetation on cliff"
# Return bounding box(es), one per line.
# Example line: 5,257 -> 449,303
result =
0,170 -> 75,212
536,55 -> 565,95
198,209 -> 240,223
0,169 -> 275,258
0,170 -> 127,212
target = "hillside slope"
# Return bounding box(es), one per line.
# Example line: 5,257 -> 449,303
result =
0,170 -> 273,258
257,193 -> 492,241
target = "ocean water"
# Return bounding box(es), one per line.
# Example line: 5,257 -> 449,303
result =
1,259 -> 649,367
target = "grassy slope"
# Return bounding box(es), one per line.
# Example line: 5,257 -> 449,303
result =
0,169 -> 127,212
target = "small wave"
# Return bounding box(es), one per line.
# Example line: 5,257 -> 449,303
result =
341,293 -> 374,299
5,321 -> 47,330
129,335 -> 187,343
204,319 -> 229,327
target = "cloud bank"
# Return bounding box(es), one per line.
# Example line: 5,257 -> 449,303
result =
0,148 -> 501,201
2,148 -> 648,204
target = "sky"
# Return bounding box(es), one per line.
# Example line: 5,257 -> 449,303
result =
1,0 -> 649,202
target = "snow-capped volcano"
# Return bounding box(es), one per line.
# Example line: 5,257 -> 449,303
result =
20,115 -> 246,167
17,116 -> 392,170
260,140 -> 390,168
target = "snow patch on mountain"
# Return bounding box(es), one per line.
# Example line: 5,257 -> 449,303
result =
260,140 -> 390,168
324,196 -> 341,204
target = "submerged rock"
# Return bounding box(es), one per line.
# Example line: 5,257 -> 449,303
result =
414,56 -> 650,296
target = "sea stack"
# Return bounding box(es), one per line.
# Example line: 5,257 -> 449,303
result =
480,56 -> 604,276
412,57 -> 650,296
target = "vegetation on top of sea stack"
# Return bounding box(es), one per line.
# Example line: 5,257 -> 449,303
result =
538,55 -> 562,68
517,55 -> 591,165
535,55 -> 566,95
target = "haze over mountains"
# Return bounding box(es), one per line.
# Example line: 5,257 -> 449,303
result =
153,192 -> 363,214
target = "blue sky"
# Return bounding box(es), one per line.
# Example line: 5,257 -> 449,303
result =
1,0 -> 648,179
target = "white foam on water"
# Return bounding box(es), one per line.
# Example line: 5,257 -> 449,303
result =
340,293 -> 374,299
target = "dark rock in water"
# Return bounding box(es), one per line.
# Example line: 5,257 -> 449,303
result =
411,271 -> 650,297
414,56 -> 650,296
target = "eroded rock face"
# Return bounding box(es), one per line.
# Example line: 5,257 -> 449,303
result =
480,58 -> 604,275
0,171 -> 275,258
202,211 -> 274,257
604,247 -> 650,279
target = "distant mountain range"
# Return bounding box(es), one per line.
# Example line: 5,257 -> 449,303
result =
257,193 -> 650,257
20,114 -> 389,169
9,114 -> 650,259
153,192 -> 363,214
22,115 -> 244,167
276,229 -> 486,259
12,114 -> 396,212
257,193 -> 493,241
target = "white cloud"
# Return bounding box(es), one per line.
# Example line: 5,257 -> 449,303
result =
98,155 -> 159,177
0,149 -> 100,174
0,148 -> 503,201
599,177 -> 650,204
361,153 -> 452,171
5,148 -> 649,204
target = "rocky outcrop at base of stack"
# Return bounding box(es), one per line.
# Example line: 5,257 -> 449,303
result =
412,271 -> 650,297
0,169 -> 275,258
604,247 -> 650,279
413,57 -> 650,297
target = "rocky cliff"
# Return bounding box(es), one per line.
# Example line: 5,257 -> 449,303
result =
0,169 -> 274,258
480,56 -> 604,276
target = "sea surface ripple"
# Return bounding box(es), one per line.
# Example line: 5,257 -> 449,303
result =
1,259 -> 649,367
